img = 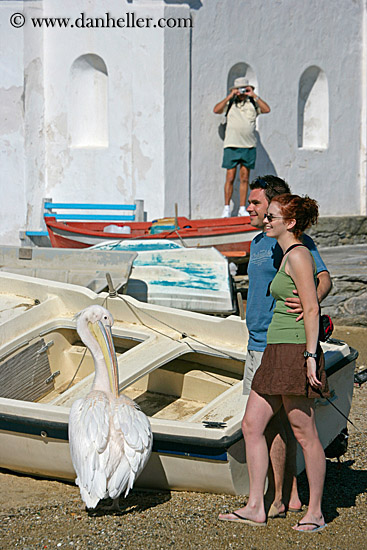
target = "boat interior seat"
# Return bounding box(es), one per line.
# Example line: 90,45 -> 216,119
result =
130,361 -> 240,404
49,372 -> 93,406
50,357 -> 243,412
188,381 -> 247,423
0,339 -> 55,402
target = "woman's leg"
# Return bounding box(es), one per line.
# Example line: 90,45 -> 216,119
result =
265,407 -> 302,515
219,390 -> 281,524
283,395 -> 326,530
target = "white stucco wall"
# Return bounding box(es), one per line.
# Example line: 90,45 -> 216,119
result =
42,0 -> 166,223
0,1 -> 27,244
0,0 -> 366,245
191,0 -> 363,218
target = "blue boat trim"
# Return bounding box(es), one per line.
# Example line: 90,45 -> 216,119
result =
25,231 -> 49,237
156,448 -> 228,461
0,413 -> 68,441
0,412 -> 239,462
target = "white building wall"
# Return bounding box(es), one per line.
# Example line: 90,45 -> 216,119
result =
191,0 -> 363,218
0,1 -> 27,244
0,0 -> 366,245
163,2 -> 191,218
42,0 -> 166,223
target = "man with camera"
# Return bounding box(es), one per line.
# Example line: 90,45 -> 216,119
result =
214,77 -> 270,218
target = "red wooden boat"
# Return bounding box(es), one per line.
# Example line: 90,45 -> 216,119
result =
45,216 -> 259,254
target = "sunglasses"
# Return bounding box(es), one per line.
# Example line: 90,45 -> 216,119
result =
263,213 -> 284,222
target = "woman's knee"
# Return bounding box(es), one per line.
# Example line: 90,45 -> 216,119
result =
242,414 -> 264,442
242,414 -> 254,439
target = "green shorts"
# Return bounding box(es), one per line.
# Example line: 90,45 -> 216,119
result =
222,147 -> 256,170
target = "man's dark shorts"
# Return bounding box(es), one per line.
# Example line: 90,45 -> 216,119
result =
222,147 -> 256,170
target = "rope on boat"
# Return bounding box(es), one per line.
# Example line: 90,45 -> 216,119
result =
108,291 -> 245,366
105,280 -> 365,433
64,293 -> 110,392
60,276 -> 363,433
113,295 -> 240,387
64,348 -> 87,392
316,390 -> 364,434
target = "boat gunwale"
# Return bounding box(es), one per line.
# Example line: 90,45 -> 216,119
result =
45,216 -> 256,237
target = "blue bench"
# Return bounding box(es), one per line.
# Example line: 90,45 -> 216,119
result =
20,198 -> 144,246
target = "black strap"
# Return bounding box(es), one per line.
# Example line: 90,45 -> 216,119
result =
225,95 -> 258,117
225,96 -> 235,117
283,243 -> 305,256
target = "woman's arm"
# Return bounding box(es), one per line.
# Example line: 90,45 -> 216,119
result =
286,248 -> 322,389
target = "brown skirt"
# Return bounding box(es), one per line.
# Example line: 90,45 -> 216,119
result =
251,343 -> 330,398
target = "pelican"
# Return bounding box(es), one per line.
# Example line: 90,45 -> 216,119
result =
68,305 -> 152,509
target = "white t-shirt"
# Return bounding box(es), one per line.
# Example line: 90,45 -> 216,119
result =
223,99 -> 260,148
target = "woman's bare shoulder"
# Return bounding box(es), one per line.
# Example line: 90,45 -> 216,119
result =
286,246 -> 314,274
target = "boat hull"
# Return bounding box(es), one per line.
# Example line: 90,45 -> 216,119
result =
0,244 -> 236,315
0,273 -> 357,495
45,216 -> 260,254
0,347 -> 356,495
0,246 -> 136,293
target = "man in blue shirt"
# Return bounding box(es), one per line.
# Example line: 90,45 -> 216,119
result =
244,175 -> 331,517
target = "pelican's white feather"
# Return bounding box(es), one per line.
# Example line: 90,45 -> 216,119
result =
68,305 -> 152,509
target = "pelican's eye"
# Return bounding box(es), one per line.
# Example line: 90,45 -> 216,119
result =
104,315 -> 108,320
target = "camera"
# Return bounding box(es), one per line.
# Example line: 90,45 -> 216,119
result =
238,87 -> 248,94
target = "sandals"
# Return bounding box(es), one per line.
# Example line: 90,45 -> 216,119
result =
218,512 -> 266,527
294,521 -> 327,533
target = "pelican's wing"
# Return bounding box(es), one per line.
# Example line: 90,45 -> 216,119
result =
68,391 -> 111,508
110,395 -> 153,497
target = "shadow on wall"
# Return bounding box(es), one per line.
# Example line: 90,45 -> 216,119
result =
228,133 -> 277,216
252,132 -> 277,181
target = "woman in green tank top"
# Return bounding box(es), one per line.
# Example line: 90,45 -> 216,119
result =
220,194 -> 329,532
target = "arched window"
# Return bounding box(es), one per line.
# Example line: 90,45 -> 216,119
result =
227,62 -> 257,92
68,54 -> 108,148
298,66 -> 329,149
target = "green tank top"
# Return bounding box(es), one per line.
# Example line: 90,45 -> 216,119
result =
266,247 -> 316,344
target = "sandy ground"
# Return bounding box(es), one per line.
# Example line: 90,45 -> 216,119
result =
0,325 -> 366,550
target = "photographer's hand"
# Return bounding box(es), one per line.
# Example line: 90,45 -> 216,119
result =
213,89 -> 237,114
245,88 -> 256,98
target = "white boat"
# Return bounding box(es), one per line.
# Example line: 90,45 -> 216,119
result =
0,243 -> 236,315
0,245 -> 136,293
0,273 -> 357,495
91,240 -> 236,314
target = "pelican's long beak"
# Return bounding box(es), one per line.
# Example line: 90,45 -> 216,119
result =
90,321 -> 119,397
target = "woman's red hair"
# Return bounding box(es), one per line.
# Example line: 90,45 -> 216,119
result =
271,194 -> 319,238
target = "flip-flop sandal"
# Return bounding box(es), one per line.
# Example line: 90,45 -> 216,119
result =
219,512 -> 267,526
294,522 -> 327,533
267,503 -> 286,518
287,506 -> 304,513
